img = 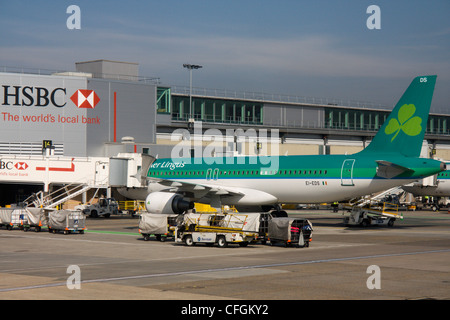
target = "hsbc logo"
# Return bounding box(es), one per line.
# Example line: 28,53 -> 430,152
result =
0,161 -> 29,170
2,86 -> 100,109
15,162 -> 28,170
70,90 -> 100,109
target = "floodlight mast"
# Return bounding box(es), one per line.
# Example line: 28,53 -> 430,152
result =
183,64 -> 203,123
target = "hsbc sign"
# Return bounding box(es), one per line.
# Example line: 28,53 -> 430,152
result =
70,90 -> 100,109
0,160 -> 28,170
1,85 -> 100,109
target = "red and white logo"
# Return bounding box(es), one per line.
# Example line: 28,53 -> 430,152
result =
15,162 -> 28,170
70,90 -> 100,109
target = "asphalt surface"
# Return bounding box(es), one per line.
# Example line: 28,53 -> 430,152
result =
0,210 -> 449,302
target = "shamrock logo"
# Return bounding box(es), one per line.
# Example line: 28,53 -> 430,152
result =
385,104 -> 422,142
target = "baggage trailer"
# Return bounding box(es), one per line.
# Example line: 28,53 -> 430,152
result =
139,213 -> 179,241
48,210 -> 86,234
175,212 -> 258,247
22,208 -> 47,232
268,218 -> 313,248
0,208 -> 28,231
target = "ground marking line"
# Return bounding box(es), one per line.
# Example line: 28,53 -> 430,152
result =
1,248 -> 449,293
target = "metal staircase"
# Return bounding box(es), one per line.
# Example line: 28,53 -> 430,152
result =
24,183 -> 94,209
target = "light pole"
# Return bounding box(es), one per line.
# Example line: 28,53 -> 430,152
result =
183,64 -> 202,122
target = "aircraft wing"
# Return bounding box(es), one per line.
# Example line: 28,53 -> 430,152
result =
147,177 -> 277,206
147,177 -> 244,197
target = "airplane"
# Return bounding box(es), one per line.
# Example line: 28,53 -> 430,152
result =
120,75 -> 446,216
402,166 -> 450,198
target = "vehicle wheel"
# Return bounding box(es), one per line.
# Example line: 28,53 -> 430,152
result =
217,236 -> 228,248
361,219 -> 369,227
184,235 -> 194,246
388,218 -> 395,227
143,234 -> 150,241
91,210 -> 98,218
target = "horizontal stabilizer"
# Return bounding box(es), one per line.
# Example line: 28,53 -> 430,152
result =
376,160 -> 413,179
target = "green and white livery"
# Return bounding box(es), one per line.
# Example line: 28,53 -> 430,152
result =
140,76 -> 445,214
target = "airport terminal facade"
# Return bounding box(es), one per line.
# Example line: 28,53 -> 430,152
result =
1,60 -> 450,203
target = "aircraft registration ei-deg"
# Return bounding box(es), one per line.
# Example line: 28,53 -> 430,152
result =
133,76 -> 447,214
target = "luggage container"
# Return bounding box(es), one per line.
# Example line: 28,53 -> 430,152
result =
0,208 -> 27,230
268,218 -> 313,248
48,210 -> 86,234
22,208 -> 47,232
139,213 -> 179,241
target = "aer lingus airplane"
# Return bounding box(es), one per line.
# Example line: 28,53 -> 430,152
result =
402,167 -> 450,197
126,75 -> 446,215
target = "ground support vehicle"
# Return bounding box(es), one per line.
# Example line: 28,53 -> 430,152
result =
119,200 -> 145,217
268,217 -> 313,248
21,208 -> 47,232
139,213 -> 179,241
75,198 -> 120,218
175,212 -> 258,247
0,208 -> 28,230
343,202 -> 403,227
48,210 -> 86,234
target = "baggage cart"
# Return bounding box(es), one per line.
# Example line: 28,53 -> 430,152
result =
22,208 -> 47,232
0,208 -> 28,230
48,210 -> 86,234
139,213 -> 179,241
268,218 -> 313,248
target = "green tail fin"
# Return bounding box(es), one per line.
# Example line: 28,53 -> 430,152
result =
361,75 -> 437,157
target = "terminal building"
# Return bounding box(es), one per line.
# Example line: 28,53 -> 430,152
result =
1,60 -> 449,205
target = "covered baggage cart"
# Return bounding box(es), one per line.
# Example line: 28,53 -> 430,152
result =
268,217 -> 313,248
48,210 -> 86,234
23,208 -> 47,232
0,208 -> 28,230
139,213 -> 178,241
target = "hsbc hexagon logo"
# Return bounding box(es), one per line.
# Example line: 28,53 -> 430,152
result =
15,162 -> 28,170
70,90 -> 100,109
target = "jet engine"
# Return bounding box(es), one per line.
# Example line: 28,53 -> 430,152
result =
145,192 -> 194,214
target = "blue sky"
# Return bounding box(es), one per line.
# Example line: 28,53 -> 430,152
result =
1,0 -> 449,111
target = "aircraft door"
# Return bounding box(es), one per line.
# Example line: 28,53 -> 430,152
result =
341,159 -> 355,186
206,168 -> 212,181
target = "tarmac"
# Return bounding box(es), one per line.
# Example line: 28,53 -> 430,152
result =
0,210 -> 449,302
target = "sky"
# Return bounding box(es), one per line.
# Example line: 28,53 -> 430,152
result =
1,0 -> 449,112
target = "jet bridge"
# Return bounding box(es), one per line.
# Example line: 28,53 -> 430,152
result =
0,153 -> 154,208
